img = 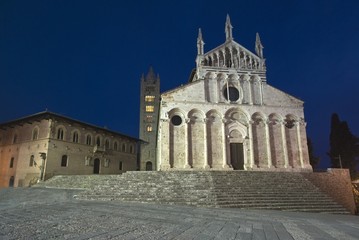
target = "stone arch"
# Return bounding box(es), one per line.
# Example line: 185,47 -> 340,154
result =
251,75 -> 262,105
104,137 -> 111,149
225,47 -> 232,67
285,114 -> 300,168
32,126 -> 40,140
240,74 -> 251,104
225,114 -> 249,170
251,112 -> 267,168
232,47 -> 239,68
268,113 -> 285,168
85,133 -> 93,145
71,129 -> 80,143
222,85 -> 242,103
206,110 -> 224,168
56,125 -> 66,140
208,56 -> 213,66
95,134 -> 102,147
218,50 -> 224,67
188,109 -> 205,168
212,53 -> 218,67
168,108 -> 187,169
225,108 -> 249,127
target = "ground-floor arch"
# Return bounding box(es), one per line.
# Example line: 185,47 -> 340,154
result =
93,158 -> 100,174
146,161 -> 153,171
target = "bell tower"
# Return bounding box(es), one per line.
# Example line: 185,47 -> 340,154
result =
139,67 -> 160,171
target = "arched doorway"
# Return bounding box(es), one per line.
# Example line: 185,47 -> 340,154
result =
230,143 -> 244,170
93,158 -> 100,174
145,161 -> 153,171
9,176 -> 14,187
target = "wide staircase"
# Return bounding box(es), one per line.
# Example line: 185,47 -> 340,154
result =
35,171 -> 350,214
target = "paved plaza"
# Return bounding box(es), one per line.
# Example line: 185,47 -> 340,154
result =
0,188 -> 358,240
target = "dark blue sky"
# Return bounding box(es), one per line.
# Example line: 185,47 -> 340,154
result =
1,0 -> 358,168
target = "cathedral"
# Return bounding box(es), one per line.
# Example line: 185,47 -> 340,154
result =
140,15 -> 312,172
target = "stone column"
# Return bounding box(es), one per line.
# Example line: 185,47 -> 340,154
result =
159,119 -> 171,170
295,121 -> 304,168
248,120 -> 255,168
203,118 -> 210,169
184,118 -> 191,169
281,121 -> 289,168
265,120 -> 272,168
222,118 -> 230,169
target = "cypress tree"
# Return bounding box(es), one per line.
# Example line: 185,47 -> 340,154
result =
328,113 -> 359,179
307,138 -> 320,169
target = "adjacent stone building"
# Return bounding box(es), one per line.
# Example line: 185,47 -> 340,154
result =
0,111 -> 139,188
156,15 -> 312,172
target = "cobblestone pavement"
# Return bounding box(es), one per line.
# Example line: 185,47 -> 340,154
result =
0,188 -> 358,240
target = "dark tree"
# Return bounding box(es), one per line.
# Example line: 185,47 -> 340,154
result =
307,138 -> 320,169
328,113 -> 359,179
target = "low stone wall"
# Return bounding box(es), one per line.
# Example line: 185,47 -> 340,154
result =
302,169 -> 357,214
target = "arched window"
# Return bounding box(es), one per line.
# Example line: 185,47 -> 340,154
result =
122,143 -> 126,152
72,131 -> 79,143
129,144 -> 134,154
96,137 -> 101,147
57,128 -> 64,140
146,161 -> 153,171
61,155 -> 68,167
146,125 -> 153,132
29,155 -> 34,167
9,176 -> 14,187
114,141 -> 118,151
32,128 -> 39,140
9,157 -> 14,168
86,135 -> 92,145
105,139 -> 110,149
119,161 -> 123,170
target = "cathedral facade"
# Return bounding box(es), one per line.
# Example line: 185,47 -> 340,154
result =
156,16 -> 312,172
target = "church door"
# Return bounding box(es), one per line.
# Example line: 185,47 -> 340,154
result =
93,158 -> 100,174
145,161 -> 153,171
230,143 -> 244,170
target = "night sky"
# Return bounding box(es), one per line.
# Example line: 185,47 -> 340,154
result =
1,1 -> 358,169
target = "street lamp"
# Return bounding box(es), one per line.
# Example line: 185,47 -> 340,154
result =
334,154 -> 342,169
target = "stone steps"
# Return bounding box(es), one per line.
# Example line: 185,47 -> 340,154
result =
36,171 -> 351,214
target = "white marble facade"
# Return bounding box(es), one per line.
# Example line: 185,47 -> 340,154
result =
156,15 -> 312,172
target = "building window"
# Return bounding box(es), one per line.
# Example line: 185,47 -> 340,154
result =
32,128 -> 39,140
9,157 -> 14,168
146,125 -> 153,132
13,134 -> 18,144
146,115 -> 153,122
171,115 -> 183,126
145,96 -> 155,102
96,137 -> 101,147
122,143 -> 126,152
104,158 -> 110,168
61,155 -> 68,167
114,141 -> 118,151
223,86 -> 240,102
119,161 -> 123,170
57,128 -> 64,140
86,135 -> 92,145
105,139 -> 110,149
129,145 -> 134,154
30,155 -> 34,167
145,105 -> 154,112
72,131 -> 79,143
